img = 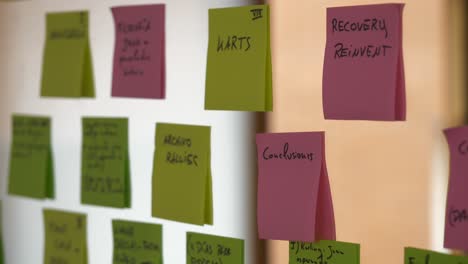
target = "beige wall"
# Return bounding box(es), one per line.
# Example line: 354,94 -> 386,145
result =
265,0 -> 450,263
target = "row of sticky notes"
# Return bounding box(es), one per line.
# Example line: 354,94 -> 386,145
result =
40,3 -> 406,120
41,208 -> 244,264
8,115 -> 212,226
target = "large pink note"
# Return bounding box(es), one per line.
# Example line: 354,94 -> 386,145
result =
323,4 -> 405,121
256,132 -> 336,242
111,4 -> 165,99
444,126 -> 468,251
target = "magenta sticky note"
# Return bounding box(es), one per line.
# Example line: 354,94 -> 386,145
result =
111,4 -> 165,99
444,126 -> 468,251
256,132 -> 336,242
323,4 -> 405,121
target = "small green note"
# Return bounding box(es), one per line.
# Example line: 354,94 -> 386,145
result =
205,4 -> 272,112
8,114 -> 54,199
289,240 -> 360,264
404,247 -> 468,264
43,209 -> 88,264
112,220 -> 163,264
41,11 -> 94,98
187,232 -> 244,264
0,201 -> 3,264
81,117 -> 130,208
152,123 -> 212,225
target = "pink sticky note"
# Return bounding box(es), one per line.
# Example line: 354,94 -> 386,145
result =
444,126 -> 468,251
256,132 -> 336,242
323,4 -> 405,121
111,4 -> 165,99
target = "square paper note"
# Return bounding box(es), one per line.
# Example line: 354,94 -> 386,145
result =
43,209 -> 88,264
152,123 -> 212,225
81,118 -> 130,208
289,240 -> 360,264
41,11 -> 94,98
187,232 -> 244,264
256,132 -> 335,242
111,4 -> 165,99
8,114 -> 54,199
323,4 -> 405,121
205,4 -> 272,111
405,247 -> 468,264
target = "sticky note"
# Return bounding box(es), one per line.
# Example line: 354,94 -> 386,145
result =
8,115 -> 54,199
152,123 -> 212,225
111,4 -> 165,99
43,209 -> 88,264
112,220 -> 163,264
443,126 -> 468,250
187,232 -> 244,264
256,132 -> 335,241
41,11 -> 94,98
404,247 -> 468,264
0,202 -> 3,264
81,118 -> 130,208
205,4 -> 272,112
323,4 -> 405,121
289,240 -> 360,264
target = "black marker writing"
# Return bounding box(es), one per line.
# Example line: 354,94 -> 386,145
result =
217,35 -> 251,52
263,143 -> 314,161
332,18 -> 388,38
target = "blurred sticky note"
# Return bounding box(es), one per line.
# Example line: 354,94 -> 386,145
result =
152,123 -> 212,225
323,4 -> 405,121
404,247 -> 468,264
8,115 -> 54,199
81,118 -> 130,208
289,240 -> 360,264
443,126 -> 468,251
111,4 -> 165,99
187,232 -> 244,264
43,209 -> 88,264
256,132 -> 335,241
112,220 -> 163,264
205,4 -> 272,111
41,11 -> 94,98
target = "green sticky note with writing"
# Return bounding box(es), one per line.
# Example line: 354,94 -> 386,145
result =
8,114 -> 54,199
289,240 -> 360,264
205,4 -> 272,112
404,247 -> 468,264
152,123 -> 212,225
187,232 -> 244,264
81,118 -> 130,208
43,209 -> 88,264
41,11 -> 94,98
112,220 -> 163,264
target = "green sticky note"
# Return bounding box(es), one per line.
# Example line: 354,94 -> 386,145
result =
81,118 -> 130,208
152,123 -> 212,225
41,11 -> 94,98
0,202 -> 3,264
187,232 -> 244,264
8,114 -> 54,199
43,209 -> 88,264
289,240 -> 360,264
404,247 -> 468,264
205,4 -> 272,112
112,220 -> 163,264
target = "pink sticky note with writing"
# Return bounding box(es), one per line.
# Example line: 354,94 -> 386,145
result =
323,4 -> 405,121
111,4 -> 165,99
256,132 -> 336,242
444,126 -> 468,251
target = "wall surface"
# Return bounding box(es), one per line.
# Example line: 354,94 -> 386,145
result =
266,0 -> 449,264
0,0 -> 260,263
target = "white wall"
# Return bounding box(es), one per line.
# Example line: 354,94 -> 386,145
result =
0,0 -> 259,263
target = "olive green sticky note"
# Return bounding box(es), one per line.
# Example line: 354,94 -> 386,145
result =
404,247 -> 468,264
41,11 -> 94,98
112,220 -> 163,264
43,209 -> 87,264
81,118 -> 130,208
289,240 -> 360,264
187,232 -> 244,264
205,4 -> 272,112
152,123 -> 212,225
8,114 -> 54,200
